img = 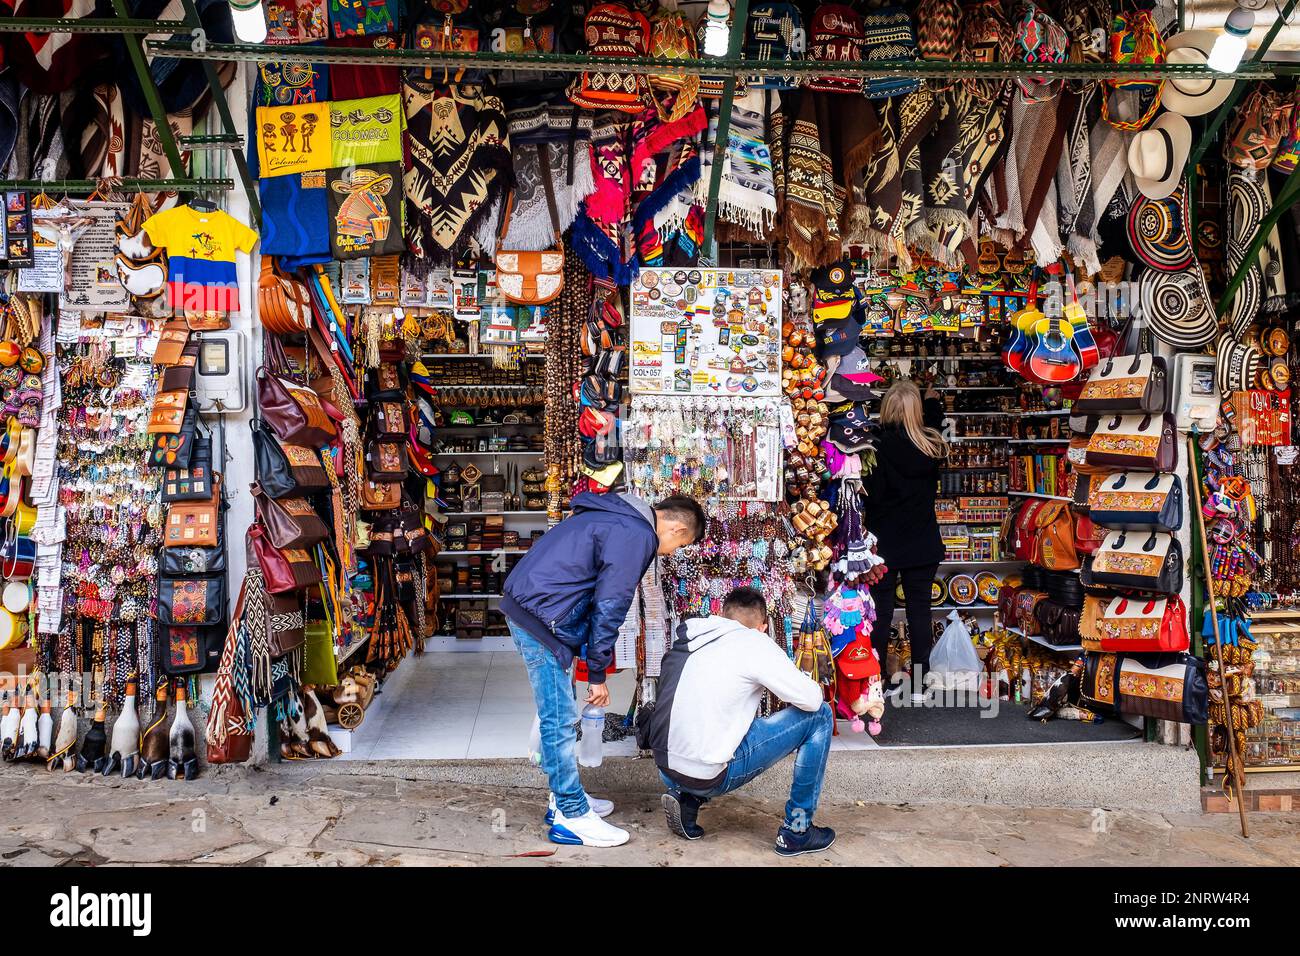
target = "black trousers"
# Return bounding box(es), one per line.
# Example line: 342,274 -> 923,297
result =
868,563 -> 939,680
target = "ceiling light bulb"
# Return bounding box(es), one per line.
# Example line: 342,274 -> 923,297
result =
1208,6 -> 1255,73
230,0 -> 268,44
703,0 -> 730,57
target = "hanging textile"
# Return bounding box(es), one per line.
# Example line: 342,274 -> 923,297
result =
401,75 -> 512,271
502,100 -> 596,251
696,91 -> 777,236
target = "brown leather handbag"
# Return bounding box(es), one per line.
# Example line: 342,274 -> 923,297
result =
257,256 -> 312,335
266,590 -> 306,657
164,478 -> 221,547
360,479 -> 401,510
494,144 -> 565,306
251,482 -> 329,550
257,335 -> 337,447
147,389 -> 190,434
365,435 -> 409,482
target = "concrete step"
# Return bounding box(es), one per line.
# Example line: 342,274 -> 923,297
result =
271,739 -> 1202,812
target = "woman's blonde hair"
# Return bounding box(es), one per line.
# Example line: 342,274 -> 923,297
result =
879,379 -> 948,460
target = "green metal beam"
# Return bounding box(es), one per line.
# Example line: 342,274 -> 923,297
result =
145,40 -> 1278,81
701,0 -> 750,263
0,17 -> 188,32
1217,164 -> 1300,318
177,0 -> 261,227
1188,0 -> 1299,171
109,0 -> 189,185
0,178 -> 233,191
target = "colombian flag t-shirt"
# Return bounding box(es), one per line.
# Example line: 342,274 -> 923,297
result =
143,206 -> 259,312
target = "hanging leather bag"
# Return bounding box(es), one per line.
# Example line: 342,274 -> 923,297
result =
1084,413 -> 1177,471
495,144 -> 566,305
1087,471 -> 1183,532
257,256 -> 312,335
257,335 -> 337,447
251,482 -> 329,550
1081,529 -> 1183,594
1073,353 -> 1169,415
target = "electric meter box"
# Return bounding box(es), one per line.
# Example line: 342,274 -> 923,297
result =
194,330 -> 248,414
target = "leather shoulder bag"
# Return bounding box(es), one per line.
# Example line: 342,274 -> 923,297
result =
257,255 -> 313,335
257,335 -> 337,447
1087,471 -> 1183,532
252,482 -> 329,550
1080,529 -> 1183,594
1084,413 -> 1177,471
495,144 -> 565,306
1073,353 -> 1168,415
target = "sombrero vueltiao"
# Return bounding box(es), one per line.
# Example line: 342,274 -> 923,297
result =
1127,182 -> 1194,272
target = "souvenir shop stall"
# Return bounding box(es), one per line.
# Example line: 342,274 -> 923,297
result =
3,0 -> 1300,792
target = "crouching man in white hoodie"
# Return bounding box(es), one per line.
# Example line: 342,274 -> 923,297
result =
645,587 -> 835,857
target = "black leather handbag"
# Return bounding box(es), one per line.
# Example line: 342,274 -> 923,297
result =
1080,651 -> 1208,723
252,418 -> 299,499
161,623 -> 224,675
1080,530 -> 1183,595
160,505 -> 227,576
157,575 -> 227,627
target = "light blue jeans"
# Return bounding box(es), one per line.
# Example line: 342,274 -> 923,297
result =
660,702 -> 834,831
509,621 -> 590,818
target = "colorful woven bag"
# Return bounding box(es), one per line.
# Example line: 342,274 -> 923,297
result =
1101,10 -> 1165,131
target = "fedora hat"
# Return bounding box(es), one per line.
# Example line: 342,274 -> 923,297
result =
1161,31 -> 1234,117
1128,112 -> 1193,199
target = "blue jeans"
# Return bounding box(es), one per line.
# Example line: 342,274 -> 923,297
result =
660,702 -> 834,831
509,621 -> 590,818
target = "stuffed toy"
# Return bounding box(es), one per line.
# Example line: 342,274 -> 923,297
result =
835,634 -> 884,735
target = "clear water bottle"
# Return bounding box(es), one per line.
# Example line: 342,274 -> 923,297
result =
527,715 -> 542,768
578,704 -> 604,768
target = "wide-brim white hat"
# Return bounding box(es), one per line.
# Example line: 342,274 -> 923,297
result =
1128,112 -> 1192,200
1161,31 -> 1234,117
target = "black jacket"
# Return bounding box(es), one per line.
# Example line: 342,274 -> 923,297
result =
862,397 -> 945,570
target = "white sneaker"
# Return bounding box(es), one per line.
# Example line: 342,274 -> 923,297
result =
545,792 -> 614,824
548,809 -> 630,847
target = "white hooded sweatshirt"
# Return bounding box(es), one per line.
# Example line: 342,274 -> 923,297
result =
657,616 -> 825,786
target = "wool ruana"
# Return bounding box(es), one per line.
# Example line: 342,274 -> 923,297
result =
401,76 -> 511,272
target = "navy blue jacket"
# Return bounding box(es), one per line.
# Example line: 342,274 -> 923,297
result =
501,492 -> 658,684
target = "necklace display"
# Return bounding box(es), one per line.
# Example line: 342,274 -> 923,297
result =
50,335 -> 162,706
625,396 -> 782,502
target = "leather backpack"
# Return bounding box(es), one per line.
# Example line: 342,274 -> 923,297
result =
1035,501 -> 1080,571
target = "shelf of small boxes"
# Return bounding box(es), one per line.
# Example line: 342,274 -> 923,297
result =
1230,610 -> 1300,770
936,496 -> 1009,566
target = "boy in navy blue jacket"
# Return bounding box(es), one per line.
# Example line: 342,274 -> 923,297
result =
502,492 -> 704,847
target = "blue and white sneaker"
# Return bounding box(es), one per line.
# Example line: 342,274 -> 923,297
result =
548,809 -> 629,847
545,792 -> 614,825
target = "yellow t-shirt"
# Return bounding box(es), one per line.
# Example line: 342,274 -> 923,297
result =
143,205 -> 259,311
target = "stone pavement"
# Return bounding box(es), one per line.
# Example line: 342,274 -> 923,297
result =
0,765 -> 1296,866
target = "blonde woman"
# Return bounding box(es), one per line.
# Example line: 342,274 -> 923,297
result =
862,379 -> 948,702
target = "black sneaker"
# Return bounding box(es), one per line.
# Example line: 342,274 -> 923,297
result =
661,791 -> 705,840
773,824 -> 836,857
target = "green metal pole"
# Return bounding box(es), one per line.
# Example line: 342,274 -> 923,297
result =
109,0 -> 189,182
699,0 -> 750,265
1217,164 -> 1300,317
177,0 -> 261,227
1187,0 -> 1299,171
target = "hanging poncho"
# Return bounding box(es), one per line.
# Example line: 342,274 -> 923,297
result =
502,100 -> 596,251
402,75 -> 511,271
852,90 -> 937,266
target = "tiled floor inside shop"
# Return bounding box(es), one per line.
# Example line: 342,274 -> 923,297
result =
336,645 -> 1140,760
337,643 -> 882,760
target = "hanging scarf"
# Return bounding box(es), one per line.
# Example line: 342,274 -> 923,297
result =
572,113 -> 636,284
697,91 -> 777,235
630,95 -> 706,177
934,85 -> 1011,268
402,75 -> 511,272
785,91 -> 872,270
853,90 -> 936,265
635,142 -> 702,266
503,100 -> 596,251
1056,86 -> 1100,272
991,91 -> 1072,255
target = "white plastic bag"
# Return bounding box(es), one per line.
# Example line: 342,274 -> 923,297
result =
926,611 -> 983,692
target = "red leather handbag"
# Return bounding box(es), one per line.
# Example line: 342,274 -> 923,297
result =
1089,594 -> 1189,653
248,523 -> 322,594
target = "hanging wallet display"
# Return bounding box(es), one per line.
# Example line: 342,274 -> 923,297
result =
162,624 -> 224,675
162,433 -> 214,502
1084,413 -> 1177,471
152,320 -> 190,366
1080,529 -> 1183,594
164,479 -> 222,547
1072,353 -> 1168,415
157,575 -> 227,627
1080,593 -> 1189,653
1087,471 -> 1184,532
